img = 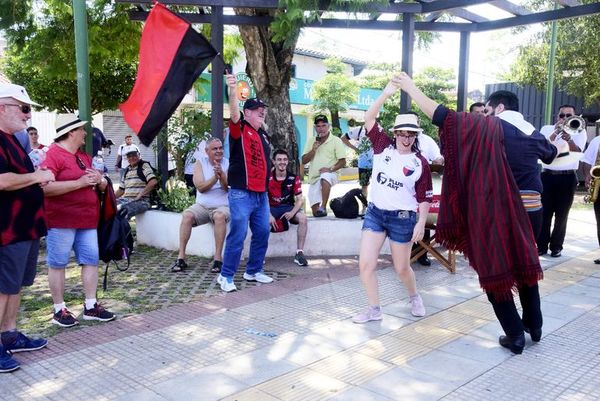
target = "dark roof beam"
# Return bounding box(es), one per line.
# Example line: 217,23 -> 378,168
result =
117,0 -> 423,13
474,2 -> 600,31
423,11 -> 443,22
420,0 -> 491,13
557,0 -> 581,6
489,0 -> 532,16
417,0 -> 489,22
128,10 -> 273,25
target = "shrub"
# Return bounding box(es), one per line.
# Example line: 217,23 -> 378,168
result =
158,178 -> 194,213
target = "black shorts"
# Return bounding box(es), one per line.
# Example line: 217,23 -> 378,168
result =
0,239 -> 40,294
270,205 -> 298,223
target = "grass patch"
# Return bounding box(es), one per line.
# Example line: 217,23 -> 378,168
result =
18,243 -> 293,339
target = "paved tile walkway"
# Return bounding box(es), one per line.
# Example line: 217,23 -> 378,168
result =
1,209 -> 599,401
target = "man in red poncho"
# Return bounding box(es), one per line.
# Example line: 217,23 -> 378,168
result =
392,73 -> 558,354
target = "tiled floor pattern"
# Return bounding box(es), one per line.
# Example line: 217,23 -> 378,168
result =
220,255 -> 600,401
2,210 -> 598,401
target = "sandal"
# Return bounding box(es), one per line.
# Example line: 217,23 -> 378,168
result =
210,260 -> 223,273
170,259 -> 187,272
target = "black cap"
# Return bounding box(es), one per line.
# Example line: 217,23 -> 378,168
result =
243,98 -> 268,110
125,150 -> 140,157
314,114 -> 329,124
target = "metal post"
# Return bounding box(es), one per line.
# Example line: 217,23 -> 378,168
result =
72,0 -> 93,155
400,13 -> 414,113
544,2 -> 559,125
457,31 -> 470,112
157,127 -> 169,190
211,6 -> 224,140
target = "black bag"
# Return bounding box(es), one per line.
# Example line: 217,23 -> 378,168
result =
98,177 -> 134,290
330,188 -> 368,219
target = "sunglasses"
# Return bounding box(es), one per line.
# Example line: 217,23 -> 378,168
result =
75,155 -> 86,170
558,113 -> 573,119
2,103 -> 32,114
395,133 -> 417,139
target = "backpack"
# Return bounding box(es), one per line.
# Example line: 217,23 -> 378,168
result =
125,160 -> 160,205
330,188 -> 368,219
98,177 -> 134,290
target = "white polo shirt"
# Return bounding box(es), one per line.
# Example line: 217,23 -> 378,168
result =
540,124 -> 586,171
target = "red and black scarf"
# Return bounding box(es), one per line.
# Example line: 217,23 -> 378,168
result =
436,110 -> 542,300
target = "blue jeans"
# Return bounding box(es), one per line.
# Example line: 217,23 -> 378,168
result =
221,189 -> 270,278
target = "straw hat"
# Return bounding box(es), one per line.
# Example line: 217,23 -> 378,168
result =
54,114 -> 87,139
391,114 -> 423,132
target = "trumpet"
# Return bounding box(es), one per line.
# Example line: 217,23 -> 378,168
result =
559,115 -> 586,137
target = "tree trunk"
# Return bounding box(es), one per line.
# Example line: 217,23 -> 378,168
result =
234,8 -> 300,173
331,110 -> 341,134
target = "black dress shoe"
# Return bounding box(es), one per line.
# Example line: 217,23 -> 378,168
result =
594,259 -> 600,265
499,333 -> 525,354
418,256 -> 431,266
550,250 -> 562,257
538,249 -> 547,256
524,326 -> 542,342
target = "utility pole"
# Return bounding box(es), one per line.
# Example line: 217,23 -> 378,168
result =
72,0 -> 93,155
544,1 -> 559,126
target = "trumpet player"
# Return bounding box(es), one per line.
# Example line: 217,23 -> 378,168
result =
537,105 -> 587,258
581,135 -> 600,264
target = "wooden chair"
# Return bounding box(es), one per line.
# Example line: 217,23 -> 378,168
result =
410,194 -> 456,273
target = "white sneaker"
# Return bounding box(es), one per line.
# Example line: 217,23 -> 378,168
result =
410,294 -> 426,317
243,271 -> 273,283
217,274 -> 237,292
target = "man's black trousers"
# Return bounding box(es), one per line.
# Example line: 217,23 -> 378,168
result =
487,209 -> 543,336
537,171 -> 577,253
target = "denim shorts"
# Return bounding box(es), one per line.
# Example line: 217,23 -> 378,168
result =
46,228 -> 99,268
362,203 -> 417,243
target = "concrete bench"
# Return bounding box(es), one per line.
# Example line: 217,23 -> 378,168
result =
135,210 -> 391,258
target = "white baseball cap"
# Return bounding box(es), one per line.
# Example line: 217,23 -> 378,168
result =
0,83 -> 40,106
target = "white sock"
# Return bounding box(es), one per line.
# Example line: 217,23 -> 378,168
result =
85,298 -> 97,310
54,302 -> 66,313
296,249 -> 303,254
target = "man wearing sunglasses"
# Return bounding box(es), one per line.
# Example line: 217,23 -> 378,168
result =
537,105 -> 586,258
0,84 -> 55,373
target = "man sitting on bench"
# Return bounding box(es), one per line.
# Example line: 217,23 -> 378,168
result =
115,150 -> 158,219
268,149 -> 309,266
170,138 -> 230,273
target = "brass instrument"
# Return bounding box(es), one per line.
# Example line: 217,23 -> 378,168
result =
560,115 -> 586,136
585,146 -> 600,203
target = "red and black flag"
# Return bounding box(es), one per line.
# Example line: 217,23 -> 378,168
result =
120,2 -> 217,146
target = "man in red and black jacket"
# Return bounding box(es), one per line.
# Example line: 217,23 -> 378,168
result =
217,74 -> 273,292
0,84 -> 54,373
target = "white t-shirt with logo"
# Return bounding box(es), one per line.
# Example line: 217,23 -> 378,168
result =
370,146 -> 431,212
118,143 -> 140,168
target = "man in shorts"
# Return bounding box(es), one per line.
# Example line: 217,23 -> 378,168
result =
0,84 -> 55,372
170,138 -> 230,273
302,114 -> 347,217
268,149 -> 309,266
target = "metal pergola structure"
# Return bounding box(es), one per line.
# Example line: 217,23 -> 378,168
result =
117,0 -> 600,138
